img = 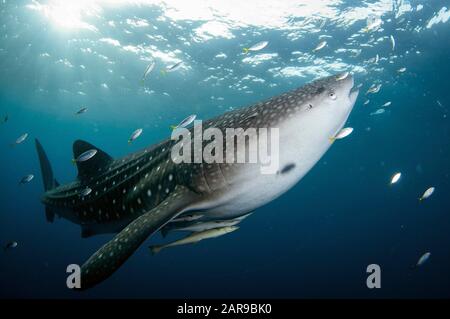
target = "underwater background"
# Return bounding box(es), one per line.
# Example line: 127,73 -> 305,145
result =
1,0 -> 450,298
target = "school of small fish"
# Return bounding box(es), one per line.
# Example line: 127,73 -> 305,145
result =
2,5 -> 445,279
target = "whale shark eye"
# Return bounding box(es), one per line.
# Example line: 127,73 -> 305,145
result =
328,90 -> 337,100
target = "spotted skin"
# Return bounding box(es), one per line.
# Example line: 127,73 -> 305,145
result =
37,74 -> 357,289
79,185 -> 198,289
42,140 -> 178,230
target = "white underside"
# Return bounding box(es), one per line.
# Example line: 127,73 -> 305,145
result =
183,82 -> 358,219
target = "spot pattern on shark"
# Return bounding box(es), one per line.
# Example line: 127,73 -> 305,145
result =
36,74 -> 359,289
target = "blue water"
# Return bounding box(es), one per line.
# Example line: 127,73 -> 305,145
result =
1,0 -> 450,298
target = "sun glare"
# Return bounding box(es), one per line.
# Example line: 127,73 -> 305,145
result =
26,0 -> 105,31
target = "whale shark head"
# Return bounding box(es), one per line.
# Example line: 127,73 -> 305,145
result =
271,73 -> 359,174
272,73 -> 358,136
304,73 -> 358,112
259,73 -> 359,148
299,73 -> 358,122
187,73 -> 359,218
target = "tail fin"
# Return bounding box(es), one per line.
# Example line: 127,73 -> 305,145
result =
149,245 -> 163,255
35,139 -> 59,191
243,48 -> 249,54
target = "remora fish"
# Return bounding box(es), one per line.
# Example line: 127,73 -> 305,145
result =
171,214 -> 204,223
150,226 -> 239,254
390,35 -> 396,51
35,74 -> 358,289
161,213 -> 252,237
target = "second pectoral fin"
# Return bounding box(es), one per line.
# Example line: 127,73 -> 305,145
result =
78,185 -> 198,290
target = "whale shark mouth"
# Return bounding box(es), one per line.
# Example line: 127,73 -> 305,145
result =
349,86 -> 359,103
348,78 -> 359,104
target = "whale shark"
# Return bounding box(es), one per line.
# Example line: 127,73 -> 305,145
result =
35,74 -> 359,289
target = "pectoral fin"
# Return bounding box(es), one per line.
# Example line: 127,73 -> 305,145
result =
78,185 -> 198,290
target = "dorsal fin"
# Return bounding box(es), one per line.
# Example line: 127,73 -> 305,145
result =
73,140 -> 113,180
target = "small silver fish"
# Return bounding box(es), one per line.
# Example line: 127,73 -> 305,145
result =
19,174 -> 34,184
80,187 -> 92,197
4,241 -> 18,251
128,128 -> 143,144
419,187 -> 435,201
416,252 -> 431,266
76,107 -> 88,115
171,114 -> 197,130
164,213 -> 251,236
162,61 -> 183,75
312,40 -> 327,52
363,100 -> 370,105
243,41 -> 268,54
141,60 -> 155,83
381,101 -> 392,107
366,84 -> 382,94
73,149 -> 97,163
171,214 -> 204,223
370,109 -> 385,116
397,67 -> 407,73
13,133 -> 28,145
300,17 -> 312,27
